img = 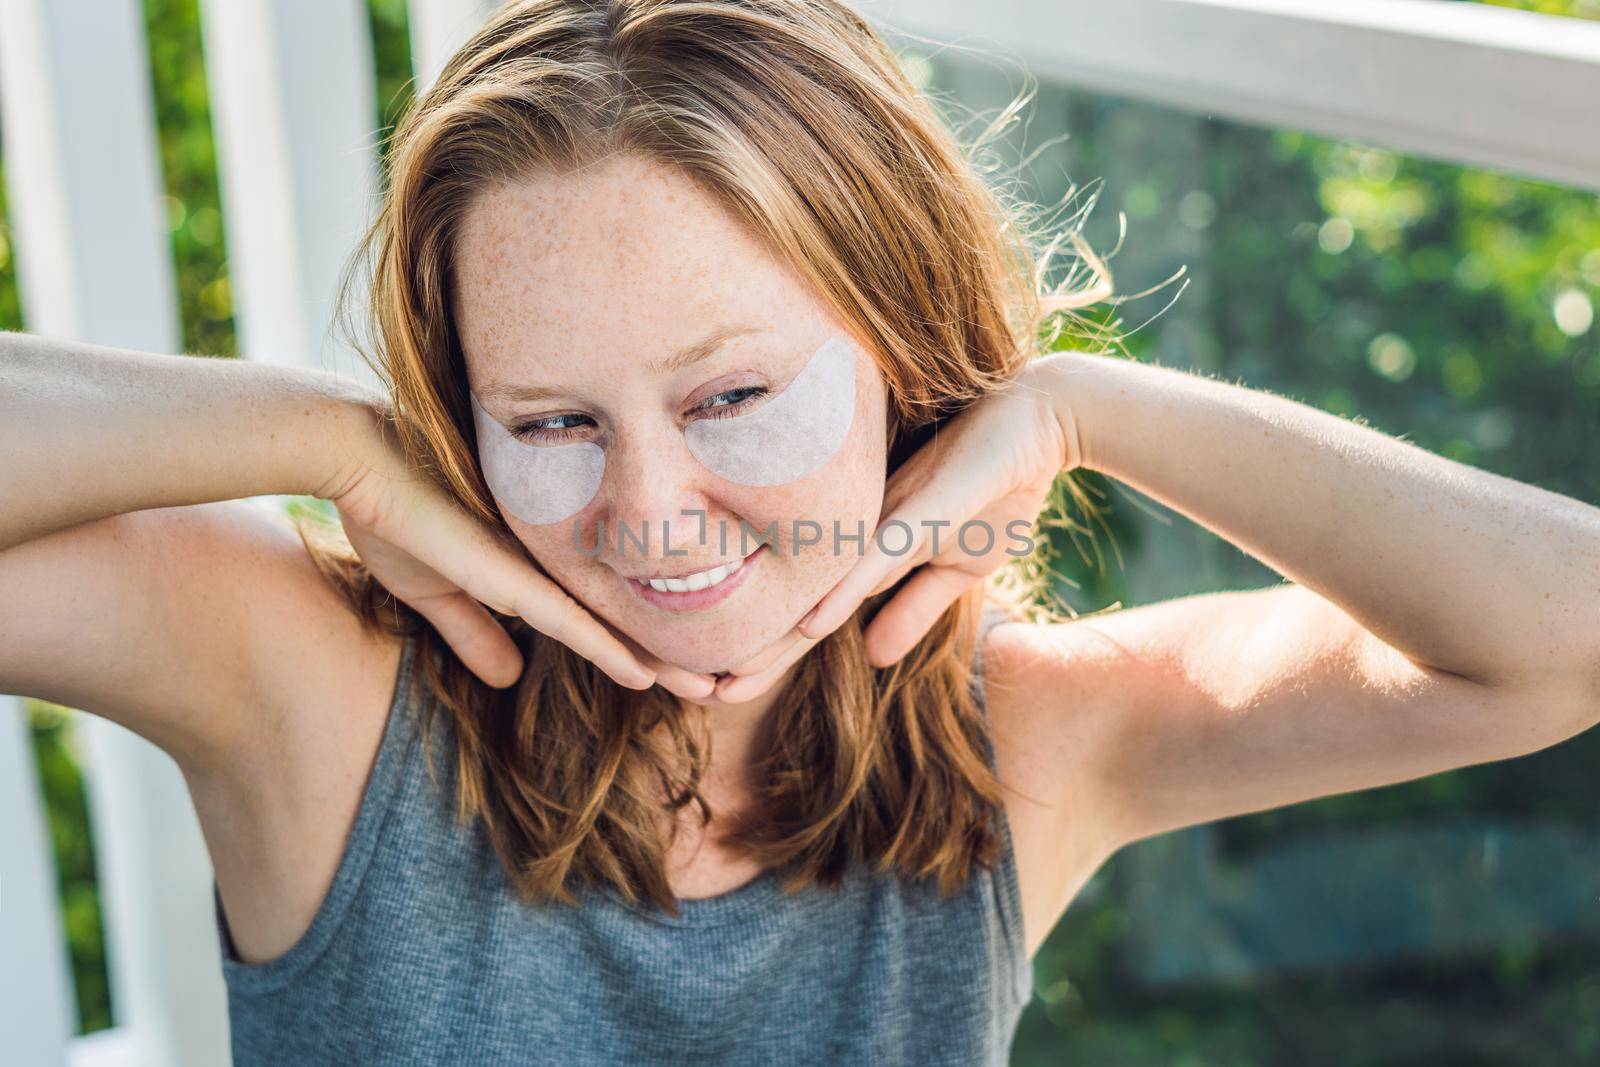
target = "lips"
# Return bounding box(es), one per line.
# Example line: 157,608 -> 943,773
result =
631,554 -> 746,589
625,544 -> 767,613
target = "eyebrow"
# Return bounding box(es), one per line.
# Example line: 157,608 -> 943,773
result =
475,323 -> 764,404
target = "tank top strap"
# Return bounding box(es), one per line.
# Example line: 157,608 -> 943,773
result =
970,599 -> 1016,709
970,598 -> 1033,1001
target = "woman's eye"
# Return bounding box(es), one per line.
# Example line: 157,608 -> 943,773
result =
508,387 -> 768,443
694,385 -> 769,420
510,413 -> 594,443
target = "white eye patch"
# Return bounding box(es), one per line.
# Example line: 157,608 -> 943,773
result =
469,391 -> 605,525
469,334 -> 858,524
684,335 -> 857,486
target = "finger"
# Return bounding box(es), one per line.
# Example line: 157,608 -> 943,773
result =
654,670 -> 717,701
861,565 -> 974,668
798,484 -> 967,640
611,630 -> 717,700
867,573 -> 899,598
720,624 -> 808,679
856,531 -> 938,602
408,508 -> 658,689
647,658 -> 717,700
713,633 -> 820,703
411,590 -> 525,688
794,544 -> 903,643
511,580 -> 657,689
464,537 -> 657,690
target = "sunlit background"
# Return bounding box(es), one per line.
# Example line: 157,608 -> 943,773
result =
3,0 -> 1596,1064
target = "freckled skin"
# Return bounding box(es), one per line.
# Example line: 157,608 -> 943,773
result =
453,154 -> 889,675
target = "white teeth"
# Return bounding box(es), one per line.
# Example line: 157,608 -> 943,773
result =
642,555 -> 744,594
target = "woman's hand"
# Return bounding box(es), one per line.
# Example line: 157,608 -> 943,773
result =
319,401 -> 711,694
706,354 -> 1083,702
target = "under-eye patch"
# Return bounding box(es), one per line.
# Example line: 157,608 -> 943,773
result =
684,335 -> 857,486
469,334 -> 857,523
469,391 -> 605,525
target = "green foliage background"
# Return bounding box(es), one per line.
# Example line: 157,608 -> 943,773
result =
917,2 -> 1600,1063
2,0 -> 1594,1060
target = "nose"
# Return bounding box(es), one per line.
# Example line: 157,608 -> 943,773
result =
602,427 -> 714,563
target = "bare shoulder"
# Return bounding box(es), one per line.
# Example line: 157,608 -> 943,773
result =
2,494 -> 412,962
976,611 -> 1132,958
184,503 -> 410,964
0,497 -> 405,776
162,499 -> 409,794
977,590 -> 1246,845
974,581 -> 1572,959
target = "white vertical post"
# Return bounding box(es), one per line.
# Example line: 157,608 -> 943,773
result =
0,702 -> 75,1065
407,0 -> 497,95
0,0 -> 233,1064
198,0 -> 384,388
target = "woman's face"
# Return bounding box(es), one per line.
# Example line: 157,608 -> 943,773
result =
453,154 -> 889,675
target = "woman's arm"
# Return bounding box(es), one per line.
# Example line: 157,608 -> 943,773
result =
3,330 -> 659,772
787,345 -> 1597,866
995,351 -> 1600,852
0,331 -> 397,771
1044,350 -> 1600,701
0,329 -> 380,552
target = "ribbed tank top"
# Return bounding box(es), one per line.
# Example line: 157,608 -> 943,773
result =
213,604 -> 1032,1065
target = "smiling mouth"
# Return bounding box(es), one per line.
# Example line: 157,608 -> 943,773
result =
625,544 -> 767,612
632,553 -> 748,593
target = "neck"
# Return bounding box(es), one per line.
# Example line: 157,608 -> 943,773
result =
670,658 -> 804,786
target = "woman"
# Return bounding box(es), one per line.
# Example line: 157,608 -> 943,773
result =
4,0 -> 1597,1063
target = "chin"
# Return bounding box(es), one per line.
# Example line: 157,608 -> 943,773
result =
630,612 -> 801,676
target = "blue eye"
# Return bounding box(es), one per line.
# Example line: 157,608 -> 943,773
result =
695,385 -> 769,420
509,412 -> 593,444
507,386 -> 769,444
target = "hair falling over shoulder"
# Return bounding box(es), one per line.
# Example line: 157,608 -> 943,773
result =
299,0 -> 1119,917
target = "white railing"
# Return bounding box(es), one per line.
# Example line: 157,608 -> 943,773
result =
0,1 -> 213,1064
0,0 -> 490,1063
858,0 -> 1600,192
0,1 -> 1592,1064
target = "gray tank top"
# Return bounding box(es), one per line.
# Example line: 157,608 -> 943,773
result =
213,604 -> 1032,1065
